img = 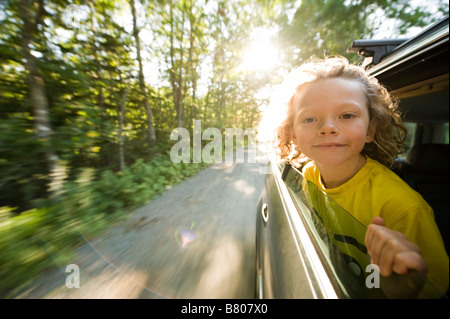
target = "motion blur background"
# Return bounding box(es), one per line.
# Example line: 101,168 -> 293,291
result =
0,0 -> 448,298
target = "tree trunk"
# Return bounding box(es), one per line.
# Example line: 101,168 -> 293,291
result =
118,88 -> 129,171
187,6 -> 197,127
19,0 -> 62,198
168,0 -> 185,128
130,0 -> 156,141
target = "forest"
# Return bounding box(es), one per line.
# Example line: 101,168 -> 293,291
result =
0,0 -> 448,296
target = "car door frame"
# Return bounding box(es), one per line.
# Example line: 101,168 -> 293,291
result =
256,156 -> 339,299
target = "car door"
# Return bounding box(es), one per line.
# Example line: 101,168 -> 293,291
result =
257,159 -> 446,298
256,159 -> 338,299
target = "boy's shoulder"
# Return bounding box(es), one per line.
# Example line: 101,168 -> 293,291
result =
302,160 -> 315,173
302,160 -> 319,182
365,157 -> 426,203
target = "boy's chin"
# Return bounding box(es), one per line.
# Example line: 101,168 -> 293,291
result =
314,155 -> 364,169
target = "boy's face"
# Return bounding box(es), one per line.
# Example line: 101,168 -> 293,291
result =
291,78 -> 374,168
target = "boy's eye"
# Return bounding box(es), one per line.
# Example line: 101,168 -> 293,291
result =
302,117 -> 316,123
340,113 -> 356,119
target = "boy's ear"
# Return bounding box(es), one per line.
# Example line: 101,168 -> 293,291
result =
366,122 -> 375,143
291,132 -> 297,144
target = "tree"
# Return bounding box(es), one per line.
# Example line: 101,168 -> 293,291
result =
1,0 -> 447,212
167,0 -> 185,128
18,0 -> 61,197
277,0 -> 449,66
130,0 -> 157,141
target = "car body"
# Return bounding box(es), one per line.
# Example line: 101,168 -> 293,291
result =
256,15 -> 449,299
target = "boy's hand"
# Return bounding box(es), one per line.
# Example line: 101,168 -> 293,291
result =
365,216 -> 427,277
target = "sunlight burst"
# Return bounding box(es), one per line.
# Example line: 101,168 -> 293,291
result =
239,28 -> 280,71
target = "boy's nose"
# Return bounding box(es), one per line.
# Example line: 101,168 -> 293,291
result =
319,120 -> 339,135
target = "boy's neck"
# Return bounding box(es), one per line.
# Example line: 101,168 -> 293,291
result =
317,155 -> 367,189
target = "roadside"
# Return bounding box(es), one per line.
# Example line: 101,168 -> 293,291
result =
10,145 -> 268,298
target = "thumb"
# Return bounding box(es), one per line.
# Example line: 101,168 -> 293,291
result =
370,216 -> 385,226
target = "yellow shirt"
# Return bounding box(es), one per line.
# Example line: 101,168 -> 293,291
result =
303,157 -> 449,296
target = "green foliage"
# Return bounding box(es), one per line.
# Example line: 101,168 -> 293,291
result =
0,156 -> 209,297
277,0 -> 449,66
0,115 -> 49,210
0,205 -> 79,297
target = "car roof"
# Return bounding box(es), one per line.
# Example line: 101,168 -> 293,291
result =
348,15 -> 449,123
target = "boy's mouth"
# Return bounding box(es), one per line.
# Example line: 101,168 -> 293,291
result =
313,143 -> 345,149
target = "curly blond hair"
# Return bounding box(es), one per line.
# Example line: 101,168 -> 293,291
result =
275,56 -> 407,168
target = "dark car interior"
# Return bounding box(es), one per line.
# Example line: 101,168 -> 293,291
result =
386,60 -> 449,257
391,78 -> 449,256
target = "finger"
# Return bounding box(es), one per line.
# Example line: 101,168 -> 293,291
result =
378,237 -> 401,276
393,251 -> 427,276
365,217 -> 386,259
365,225 -> 375,263
365,223 -> 387,265
365,223 -> 378,254
376,232 -> 423,276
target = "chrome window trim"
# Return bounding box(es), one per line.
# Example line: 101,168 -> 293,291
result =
269,156 -> 338,299
368,26 -> 448,78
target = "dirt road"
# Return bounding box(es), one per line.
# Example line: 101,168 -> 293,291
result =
15,145 -> 268,298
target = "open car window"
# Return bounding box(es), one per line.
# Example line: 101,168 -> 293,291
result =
281,162 -> 446,299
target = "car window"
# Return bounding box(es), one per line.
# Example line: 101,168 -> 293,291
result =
398,122 -> 417,159
281,162 -> 446,299
444,122 -> 449,144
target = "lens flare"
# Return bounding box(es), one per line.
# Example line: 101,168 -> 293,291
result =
175,222 -> 199,249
